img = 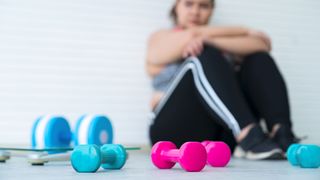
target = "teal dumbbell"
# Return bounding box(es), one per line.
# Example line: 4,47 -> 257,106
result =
31,115 -> 113,149
287,144 -> 320,168
71,144 -> 127,173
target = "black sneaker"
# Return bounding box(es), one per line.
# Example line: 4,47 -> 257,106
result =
272,125 -> 300,152
234,125 -> 283,160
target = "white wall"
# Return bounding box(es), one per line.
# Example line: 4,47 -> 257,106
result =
0,0 -> 319,146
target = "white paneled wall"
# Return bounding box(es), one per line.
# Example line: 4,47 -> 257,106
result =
0,0 -> 319,146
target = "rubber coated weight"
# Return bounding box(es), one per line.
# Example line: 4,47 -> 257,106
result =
202,141 -> 231,167
31,115 -> 113,149
287,144 -> 320,168
287,144 -> 301,166
71,144 -> 127,173
31,115 -> 71,149
151,141 -> 207,172
74,115 -> 113,146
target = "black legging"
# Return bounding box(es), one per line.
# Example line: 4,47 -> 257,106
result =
149,45 -> 292,152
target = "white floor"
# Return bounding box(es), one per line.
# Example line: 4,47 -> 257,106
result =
0,151 -> 319,180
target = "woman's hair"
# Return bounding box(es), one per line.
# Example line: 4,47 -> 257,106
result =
170,0 -> 215,24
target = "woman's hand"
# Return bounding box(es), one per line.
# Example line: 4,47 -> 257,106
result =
182,36 -> 207,58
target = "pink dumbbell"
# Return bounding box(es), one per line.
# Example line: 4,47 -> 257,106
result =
151,141 -> 207,172
202,141 -> 231,167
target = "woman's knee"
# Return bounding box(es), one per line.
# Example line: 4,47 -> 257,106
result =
198,44 -> 223,59
197,44 -> 231,68
242,51 -> 276,68
244,51 -> 273,62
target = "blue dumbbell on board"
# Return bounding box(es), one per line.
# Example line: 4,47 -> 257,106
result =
31,115 -> 113,149
71,144 -> 127,173
287,144 -> 320,168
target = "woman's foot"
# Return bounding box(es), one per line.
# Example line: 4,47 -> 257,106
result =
234,124 -> 283,160
270,124 -> 300,152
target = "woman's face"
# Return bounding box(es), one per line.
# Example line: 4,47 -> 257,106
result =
175,0 -> 213,28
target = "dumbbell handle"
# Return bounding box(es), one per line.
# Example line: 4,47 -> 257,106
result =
101,150 -> 116,164
161,149 -> 180,162
100,150 -> 130,164
99,147 -> 138,164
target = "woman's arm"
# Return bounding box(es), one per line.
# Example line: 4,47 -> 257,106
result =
146,29 -> 197,77
145,27 -> 271,76
146,26 -> 251,66
205,35 -> 271,56
194,26 -> 249,38
146,29 -> 196,66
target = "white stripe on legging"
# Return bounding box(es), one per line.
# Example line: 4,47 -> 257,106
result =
152,59 -> 240,136
153,63 -> 223,120
190,57 -> 241,136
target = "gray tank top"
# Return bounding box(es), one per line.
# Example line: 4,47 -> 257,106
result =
152,62 -> 183,92
151,53 -> 236,92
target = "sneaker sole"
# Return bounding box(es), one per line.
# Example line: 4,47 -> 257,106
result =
234,146 -> 284,160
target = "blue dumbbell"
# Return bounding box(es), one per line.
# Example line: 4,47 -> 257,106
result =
287,144 -> 320,168
31,115 -> 113,149
71,144 -> 127,173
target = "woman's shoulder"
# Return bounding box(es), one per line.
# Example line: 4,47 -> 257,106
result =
147,29 -> 168,42
150,27 -> 186,37
147,29 -> 176,45
148,28 -> 194,44
150,29 -> 174,37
